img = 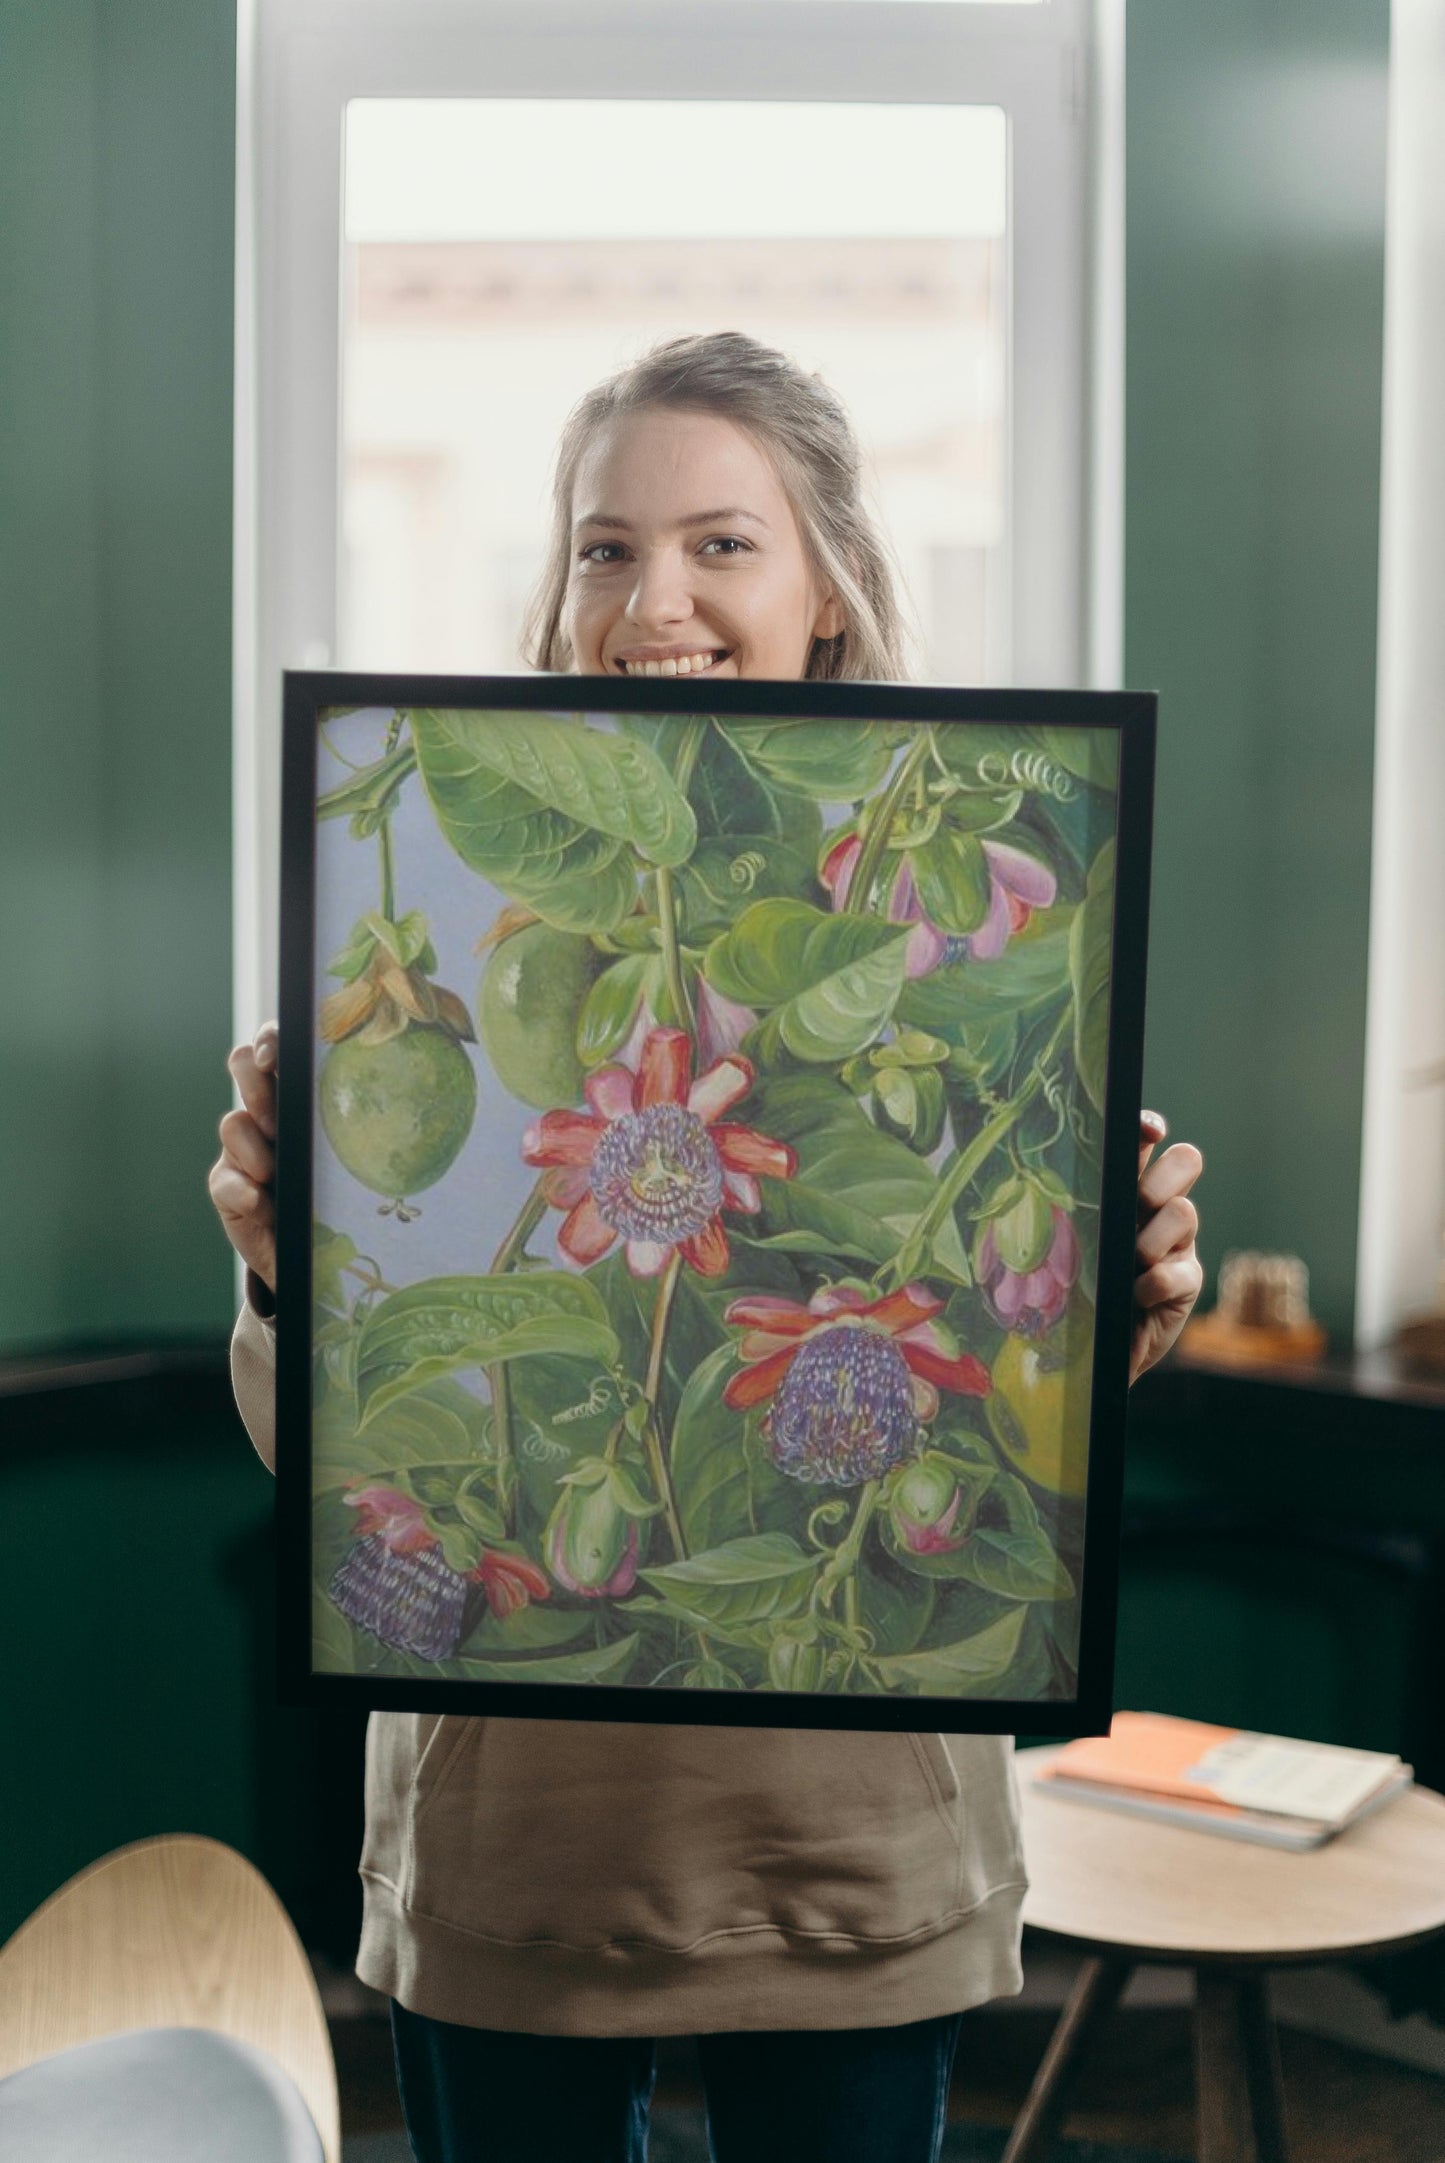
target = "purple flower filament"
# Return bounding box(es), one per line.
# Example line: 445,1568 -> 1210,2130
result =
589,1103 -> 723,1245
767,1322 -> 917,1486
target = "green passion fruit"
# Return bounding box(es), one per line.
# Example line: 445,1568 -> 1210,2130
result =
319,1025 -> 477,1201
478,923 -> 602,1110
986,1299 -> 1094,1499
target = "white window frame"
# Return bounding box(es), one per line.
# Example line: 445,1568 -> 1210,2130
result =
233,0 -> 1122,1036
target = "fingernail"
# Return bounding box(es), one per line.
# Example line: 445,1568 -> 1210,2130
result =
1141,1110 -> 1167,1136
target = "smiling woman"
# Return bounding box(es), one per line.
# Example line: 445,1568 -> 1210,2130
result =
524,332 -> 908,684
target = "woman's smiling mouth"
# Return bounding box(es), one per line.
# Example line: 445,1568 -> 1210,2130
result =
614,648 -> 732,677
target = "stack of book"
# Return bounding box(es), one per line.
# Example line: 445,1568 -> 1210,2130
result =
1031,1711 -> 1412,1850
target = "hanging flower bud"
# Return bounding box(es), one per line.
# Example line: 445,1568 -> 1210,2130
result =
543,1458 -> 655,1598
973,1175 -> 1080,1337
886,1455 -> 968,1556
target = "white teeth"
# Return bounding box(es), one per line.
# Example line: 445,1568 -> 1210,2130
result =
621,651 -> 723,676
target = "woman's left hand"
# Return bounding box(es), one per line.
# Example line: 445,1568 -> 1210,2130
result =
1130,1113 -> 1204,1384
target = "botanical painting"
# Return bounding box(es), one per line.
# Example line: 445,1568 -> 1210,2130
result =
308,705 -> 1118,1706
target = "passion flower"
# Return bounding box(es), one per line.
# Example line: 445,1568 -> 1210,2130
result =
328,1535 -> 466,1660
821,831 -> 1057,972
522,1027 -> 796,1278
723,1283 -> 991,1487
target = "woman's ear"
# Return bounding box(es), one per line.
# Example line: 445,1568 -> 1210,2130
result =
812,592 -> 846,641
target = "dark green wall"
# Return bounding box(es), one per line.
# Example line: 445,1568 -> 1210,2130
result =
0,0 -> 237,1354
1127,0 -> 1390,1339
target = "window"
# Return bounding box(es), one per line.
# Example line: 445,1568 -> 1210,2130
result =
236,0 -> 1118,1026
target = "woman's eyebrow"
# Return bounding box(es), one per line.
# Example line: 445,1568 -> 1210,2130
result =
573,507 -> 772,534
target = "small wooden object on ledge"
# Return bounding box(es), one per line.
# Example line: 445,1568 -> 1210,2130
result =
1178,1249 -> 1328,1369
1396,1306 -> 1445,1378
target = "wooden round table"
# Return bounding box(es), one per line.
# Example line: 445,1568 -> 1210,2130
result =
1007,1744 -> 1445,2163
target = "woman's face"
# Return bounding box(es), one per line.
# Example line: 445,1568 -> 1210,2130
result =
562,407 -> 843,681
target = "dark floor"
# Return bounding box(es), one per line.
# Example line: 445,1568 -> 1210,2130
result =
332,2000 -> 1445,2162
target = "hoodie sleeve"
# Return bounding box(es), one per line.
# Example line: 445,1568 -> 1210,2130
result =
230,1268 -> 279,1476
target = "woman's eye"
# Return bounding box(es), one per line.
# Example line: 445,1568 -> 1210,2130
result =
700,536 -> 751,558
579,541 -> 627,565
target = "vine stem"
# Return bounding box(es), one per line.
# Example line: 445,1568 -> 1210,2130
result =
655,864 -> 694,1033
378,816 -> 396,922
880,1007 -> 1072,1293
846,730 -> 934,916
817,1480 -> 881,1610
484,1178 -> 551,1531
642,1253 -> 688,1561
652,718 -> 708,1032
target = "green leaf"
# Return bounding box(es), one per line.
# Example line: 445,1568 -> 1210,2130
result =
455,1490 -> 507,1541
457,1605 -> 593,1655
896,926 -> 1073,1037
312,1222 -> 359,1315
576,953 -> 660,1067
955,1472 -> 1076,1602
750,1076 -> 972,1283
434,1520 -> 481,1574
411,708 -> 694,933
1037,726 -> 1119,792
853,1556 -> 936,1656
640,1534 -> 819,1629
705,900 -> 912,1063
1069,839 -> 1115,1114
872,1606 -> 1028,1694
451,1635 -> 641,1685
672,1344 -> 793,1553
311,1376 -> 492,1493
720,717 -> 903,800
355,1273 -> 621,1426
909,828 -> 992,935
678,838 -> 820,940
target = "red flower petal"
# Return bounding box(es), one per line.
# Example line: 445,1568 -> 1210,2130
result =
721,1166 -> 762,1213
723,1295 -> 816,1334
522,1109 -> 605,1167
865,1285 -> 946,1338
541,1164 -> 589,1209
476,1550 -> 551,1617
636,1028 -> 692,1111
809,1285 -> 873,1317
901,1342 -> 992,1397
625,1238 -> 672,1277
723,1340 -> 801,1409
711,1123 -> 796,1179
559,1193 -> 617,1264
680,1216 -> 730,1277
688,1055 -> 754,1125
585,1065 -> 635,1121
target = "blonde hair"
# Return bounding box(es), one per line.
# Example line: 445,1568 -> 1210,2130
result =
521,331 -> 915,682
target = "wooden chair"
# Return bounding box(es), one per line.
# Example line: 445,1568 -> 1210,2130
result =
0,1833 -> 340,2162
1006,1745 -> 1445,2163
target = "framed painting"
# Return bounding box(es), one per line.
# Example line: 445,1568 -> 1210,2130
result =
276,674 -> 1154,1734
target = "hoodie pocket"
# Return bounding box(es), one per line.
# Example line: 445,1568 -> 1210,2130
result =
400,1719 -> 985,1952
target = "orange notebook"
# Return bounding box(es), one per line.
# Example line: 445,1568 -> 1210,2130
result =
1041,1711 -> 1403,1826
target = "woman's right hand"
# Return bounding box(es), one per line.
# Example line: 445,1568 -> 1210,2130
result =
209,1020 -> 279,1296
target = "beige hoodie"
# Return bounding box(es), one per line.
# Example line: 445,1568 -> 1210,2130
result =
233,1281 -> 1028,2035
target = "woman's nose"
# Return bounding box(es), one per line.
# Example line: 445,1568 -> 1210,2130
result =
625,547 -> 693,631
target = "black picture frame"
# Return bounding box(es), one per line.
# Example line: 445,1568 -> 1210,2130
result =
277,672 -> 1154,1735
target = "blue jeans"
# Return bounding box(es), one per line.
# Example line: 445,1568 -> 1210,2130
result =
390,1999 -> 965,2163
